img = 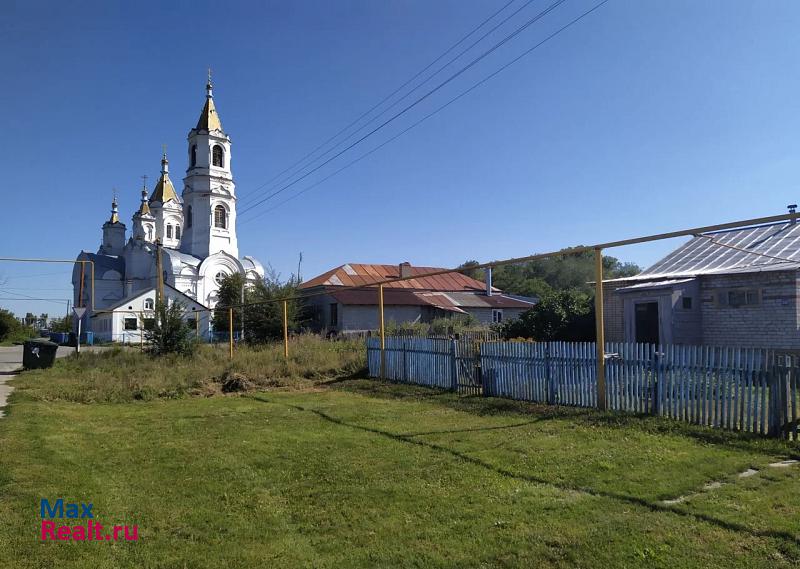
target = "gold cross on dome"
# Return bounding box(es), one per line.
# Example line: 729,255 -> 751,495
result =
208,66 -> 212,83
141,174 -> 148,188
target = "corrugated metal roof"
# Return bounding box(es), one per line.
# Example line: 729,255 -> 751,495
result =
618,221 -> 800,281
615,278 -> 694,293
300,263 -> 492,292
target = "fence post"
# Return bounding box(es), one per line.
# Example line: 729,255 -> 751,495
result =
402,339 -> 407,382
282,300 -> 289,360
228,307 -> 234,361
379,284 -> 385,379
653,350 -> 662,416
767,365 -> 781,438
594,247 -> 607,410
450,339 -> 458,392
546,343 -> 554,405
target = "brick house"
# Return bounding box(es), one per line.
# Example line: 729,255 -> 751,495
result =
603,220 -> 800,349
299,262 -> 537,333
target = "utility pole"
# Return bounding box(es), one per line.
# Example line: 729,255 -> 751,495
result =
297,252 -> 303,283
155,239 -> 165,306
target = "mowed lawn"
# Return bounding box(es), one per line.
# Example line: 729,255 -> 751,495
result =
0,378 -> 799,568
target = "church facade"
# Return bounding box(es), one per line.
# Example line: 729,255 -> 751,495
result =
73,78 -> 264,342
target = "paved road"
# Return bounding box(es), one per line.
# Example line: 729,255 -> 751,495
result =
0,345 -> 91,418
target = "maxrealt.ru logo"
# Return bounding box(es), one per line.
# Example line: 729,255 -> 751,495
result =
40,499 -> 138,542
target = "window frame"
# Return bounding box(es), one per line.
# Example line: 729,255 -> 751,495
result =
212,145 -> 224,168
492,309 -> 504,323
214,205 -> 227,229
123,317 -> 138,331
329,303 -> 338,327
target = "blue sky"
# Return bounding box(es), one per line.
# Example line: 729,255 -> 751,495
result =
2,0 -> 800,317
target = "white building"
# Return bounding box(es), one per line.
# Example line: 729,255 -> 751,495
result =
73,77 -> 265,342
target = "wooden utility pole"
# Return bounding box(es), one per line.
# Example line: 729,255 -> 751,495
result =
155,239 -> 165,305
594,248 -> 606,411
228,308 -> 234,360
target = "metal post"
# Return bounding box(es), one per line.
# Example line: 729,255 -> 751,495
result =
195,311 -> 200,338
594,247 -> 607,410
283,300 -> 289,359
76,317 -> 81,357
78,262 -> 85,309
379,284 -> 385,379
140,312 -> 144,352
228,308 -> 234,360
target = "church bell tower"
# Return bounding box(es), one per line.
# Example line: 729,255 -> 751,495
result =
180,73 -> 238,259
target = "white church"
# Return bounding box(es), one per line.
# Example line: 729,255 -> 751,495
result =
73,77 -> 265,342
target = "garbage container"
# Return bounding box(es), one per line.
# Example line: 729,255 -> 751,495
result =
22,338 -> 59,370
80,331 -> 94,346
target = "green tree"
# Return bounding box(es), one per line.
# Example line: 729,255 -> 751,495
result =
498,289 -> 594,341
213,270 -> 305,344
144,301 -> 196,356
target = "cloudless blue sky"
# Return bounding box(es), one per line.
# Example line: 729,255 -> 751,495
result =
2,0 -> 800,317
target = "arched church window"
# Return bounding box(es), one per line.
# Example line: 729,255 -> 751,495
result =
191,145 -> 197,167
147,226 -> 153,240
187,206 -> 192,228
176,225 -> 181,240
212,145 -> 224,168
214,205 -> 227,229
215,271 -> 227,286
166,224 -> 173,239
144,298 -> 154,310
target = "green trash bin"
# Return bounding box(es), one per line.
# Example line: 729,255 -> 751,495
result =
23,338 -> 59,370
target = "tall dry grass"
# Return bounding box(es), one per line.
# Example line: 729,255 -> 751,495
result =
14,335 -> 366,403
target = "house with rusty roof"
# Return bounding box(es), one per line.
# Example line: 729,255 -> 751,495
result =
603,219 -> 800,349
299,262 -> 537,332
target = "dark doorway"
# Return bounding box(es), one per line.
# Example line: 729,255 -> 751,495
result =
634,302 -> 660,344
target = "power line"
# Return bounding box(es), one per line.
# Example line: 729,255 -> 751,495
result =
236,0 -> 533,209
241,0 -> 610,224
237,0 -> 570,219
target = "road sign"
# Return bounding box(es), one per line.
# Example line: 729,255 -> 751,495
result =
73,307 -> 86,319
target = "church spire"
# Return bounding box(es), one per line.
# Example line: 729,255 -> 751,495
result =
109,191 -> 120,224
196,70 -> 223,132
149,149 -> 179,204
136,177 -> 151,216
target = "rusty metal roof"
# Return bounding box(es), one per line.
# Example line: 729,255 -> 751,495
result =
327,288 -> 534,311
300,263 -> 492,292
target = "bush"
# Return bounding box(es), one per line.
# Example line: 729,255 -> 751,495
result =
0,309 -> 35,344
499,289 -> 594,341
144,301 -> 197,357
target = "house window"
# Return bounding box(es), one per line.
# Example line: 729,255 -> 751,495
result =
719,289 -> 761,307
682,296 -> 692,310
492,309 -> 503,323
166,224 -> 173,239
212,145 -> 224,167
329,303 -> 338,327
214,205 -> 227,228
143,318 -> 155,331
124,318 -> 138,331
144,298 -> 154,310
176,225 -> 181,240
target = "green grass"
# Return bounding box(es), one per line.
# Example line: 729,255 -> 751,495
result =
0,349 -> 798,567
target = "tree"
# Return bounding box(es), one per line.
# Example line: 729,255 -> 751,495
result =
144,301 -> 196,356
498,289 -> 594,341
0,309 -> 19,342
49,315 -> 73,333
213,268 -> 305,344
460,250 -> 641,298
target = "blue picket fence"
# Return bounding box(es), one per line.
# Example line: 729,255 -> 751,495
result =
366,338 -> 800,439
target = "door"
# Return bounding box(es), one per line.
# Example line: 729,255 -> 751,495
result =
634,302 -> 660,344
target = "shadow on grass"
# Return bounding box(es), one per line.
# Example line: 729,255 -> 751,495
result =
329,378 -> 800,458
249,394 -> 800,550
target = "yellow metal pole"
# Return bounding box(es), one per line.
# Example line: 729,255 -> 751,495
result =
379,284 -> 385,378
283,300 -> 289,359
594,247 -> 606,411
78,263 -> 85,308
228,308 -> 234,360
